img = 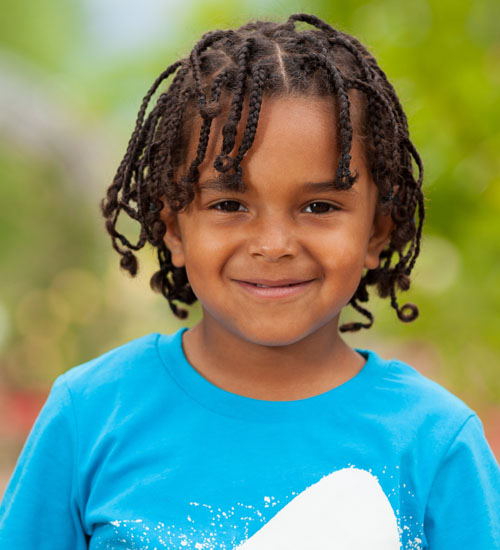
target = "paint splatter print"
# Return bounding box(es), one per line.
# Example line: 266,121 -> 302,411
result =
91,468 -> 424,549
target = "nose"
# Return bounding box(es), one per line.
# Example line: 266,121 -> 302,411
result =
246,213 -> 299,261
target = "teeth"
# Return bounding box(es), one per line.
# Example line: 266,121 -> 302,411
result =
253,283 -> 296,287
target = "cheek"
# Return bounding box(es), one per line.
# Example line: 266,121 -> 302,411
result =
181,225 -> 231,283
321,229 -> 368,266
319,233 -> 368,288
193,230 -> 233,266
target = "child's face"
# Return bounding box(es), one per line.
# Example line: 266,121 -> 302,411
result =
162,96 -> 392,347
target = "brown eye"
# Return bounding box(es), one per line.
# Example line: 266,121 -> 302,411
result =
304,202 -> 338,214
212,200 -> 246,212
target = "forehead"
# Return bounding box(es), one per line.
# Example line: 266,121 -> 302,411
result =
184,94 -> 368,186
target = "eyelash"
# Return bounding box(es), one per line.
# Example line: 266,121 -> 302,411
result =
303,202 -> 340,214
210,200 -> 340,214
210,200 -> 246,212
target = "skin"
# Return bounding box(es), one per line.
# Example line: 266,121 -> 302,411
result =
161,96 -> 394,401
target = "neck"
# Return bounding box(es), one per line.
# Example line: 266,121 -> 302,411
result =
181,315 -> 365,401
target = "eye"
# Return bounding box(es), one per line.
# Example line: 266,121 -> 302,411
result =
303,201 -> 339,214
211,200 -> 246,212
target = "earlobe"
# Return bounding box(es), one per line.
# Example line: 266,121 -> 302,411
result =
160,200 -> 186,268
364,209 -> 395,270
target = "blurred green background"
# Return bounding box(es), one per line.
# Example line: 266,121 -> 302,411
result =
1,0 -> 499,493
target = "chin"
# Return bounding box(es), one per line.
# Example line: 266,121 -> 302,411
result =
233,322 -> 319,349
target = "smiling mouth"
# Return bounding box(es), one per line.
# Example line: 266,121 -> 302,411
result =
253,283 -> 294,287
238,279 -> 314,287
233,279 -> 315,299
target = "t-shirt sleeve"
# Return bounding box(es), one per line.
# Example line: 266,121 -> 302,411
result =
0,374 -> 88,549
424,413 -> 500,548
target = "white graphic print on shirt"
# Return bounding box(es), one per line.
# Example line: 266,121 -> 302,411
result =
237,468 -> 400,549
96,468 -> 414,549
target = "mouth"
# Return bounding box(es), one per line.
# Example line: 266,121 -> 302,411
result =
233,278 -> 315,299
237,279 -> 314,287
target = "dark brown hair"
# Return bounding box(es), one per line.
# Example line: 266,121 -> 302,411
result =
101,13 -> 424,331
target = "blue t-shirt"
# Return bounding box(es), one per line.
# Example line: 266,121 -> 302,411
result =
1,328 -> 499,549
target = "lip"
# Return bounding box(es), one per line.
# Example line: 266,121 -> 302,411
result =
233,278 -> 315,299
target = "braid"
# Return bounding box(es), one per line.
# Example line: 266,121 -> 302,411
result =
186,69 -> 232,183
339,301 -> 374,332
286,13 -> 339,37
297,52 -> 357,188
214,38 -> 254,174
190,29 -> 234,111
102,13 -> 425,329
339,279 -> 373,332
233,64 -> 268,170
109,61 -> 183,205
150,65 -> 191,194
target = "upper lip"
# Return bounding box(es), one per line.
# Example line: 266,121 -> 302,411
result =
234,278 -> 314,287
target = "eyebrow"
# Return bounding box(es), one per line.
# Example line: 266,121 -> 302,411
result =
198,178 -> 358,195
301,181 -> 358,194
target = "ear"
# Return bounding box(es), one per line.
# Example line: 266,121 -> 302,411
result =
160,199 -> 186,268
364,206 -> 395,270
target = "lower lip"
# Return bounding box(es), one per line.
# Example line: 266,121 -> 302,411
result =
234,280 -> 314,299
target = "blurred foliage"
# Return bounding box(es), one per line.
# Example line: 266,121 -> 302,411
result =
0,0 -> 499,424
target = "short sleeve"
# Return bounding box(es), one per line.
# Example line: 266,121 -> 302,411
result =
424,413 -> 500,548
0,374 -> 88,549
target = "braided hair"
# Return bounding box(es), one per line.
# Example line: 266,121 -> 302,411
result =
101,13 -> 425,330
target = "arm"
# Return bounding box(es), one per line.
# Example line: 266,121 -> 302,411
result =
424,414 -> 500,548
0,375 -> 88,549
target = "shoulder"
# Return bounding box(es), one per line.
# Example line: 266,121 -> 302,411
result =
369,349 -> 473,415
47,331 -> 186,439
386,355 -> 473,418
33,330 -> 188,465
361,349 -> 476,444
58,332 -> 165,399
